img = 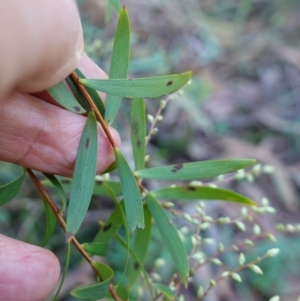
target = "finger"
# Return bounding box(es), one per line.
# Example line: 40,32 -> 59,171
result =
0,92 -> 120,177
0,234 -> 60,301
0,0 -> 83,97
34,53 -> 108,106
77,53 -> 108,102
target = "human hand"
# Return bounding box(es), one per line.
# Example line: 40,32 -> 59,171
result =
0,1 -> 119,300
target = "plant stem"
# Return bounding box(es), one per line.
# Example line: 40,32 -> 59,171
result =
197,253 -> 269,301
69,71 -> 116,148
145,96 -> 171,146
27,169 -> 122,301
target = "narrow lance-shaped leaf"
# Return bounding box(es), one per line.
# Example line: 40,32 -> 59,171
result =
114,147 -> 144,233
0,167 -> 26,206
130,98 -> 146,170
79,71 -> 192,99
115,230 -> 153,299
135,159 -> 256,181
153,283 -> 175,299
145,193 -> 189,284
66,111 -> 98,239
41,199 -> 56,247
70,261 -> 113,299
152,186 -> 256,206
43,173 -> 67,212
105,6 -> 130,125
52,242 -> 71,301
105,0 -> 122,22
123,205 -> 152,290
85,200 -> 124,256
47,81 -> 86,114
74,68 -> 105,116
102,183 -> 131,284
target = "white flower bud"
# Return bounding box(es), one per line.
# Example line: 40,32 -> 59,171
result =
154,258 -> 165,268
183,213 -> 192,222
218,243 -> 224,252
269,296 -> 280,301
253,224 -> 261,235
147,114 -> 154,123
235,221 -> 246,232
262,165 -> 275,174
197,286 -> 204,298
249,264 -> 263,274
203,238 -> 214,245
210,258 -> 222,265
266,233 -> 276,242
266,248 -> 280,257
261,197 -> 269,206
244,239 -> 253,246
240,207 -> 248,217
231,272 -> 242,282
238,253 -> 245,266
160,99 -> 166,109
199,222 -> 210,230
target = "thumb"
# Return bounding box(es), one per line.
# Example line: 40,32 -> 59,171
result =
0,234 -> 60,301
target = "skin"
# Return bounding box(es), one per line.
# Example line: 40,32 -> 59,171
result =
0,1 -> 119,300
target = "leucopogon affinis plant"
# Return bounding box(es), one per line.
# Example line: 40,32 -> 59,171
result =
0,6 -> 283,301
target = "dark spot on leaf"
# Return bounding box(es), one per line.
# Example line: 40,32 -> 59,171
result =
61,179 -> 70,184
132,120 -> 139,135
167,81 -> 173,86
136,139 -> 142,149
134,262 -> 139,270
73,106 -> 81,112
187,185 -> 196,191
103,223 -> 112,232
172,163 -> 183,172
85,137 -> 90,149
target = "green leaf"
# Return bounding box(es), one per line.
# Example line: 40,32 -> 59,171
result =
105,6 -> 130,125
105,0 -> 122,22
79,71 -> 192,99
66,111 -> 98,239
145,193 -> 189,284
82,242 -> 110,257
41,199 -> 57,247
74,68 -> 105,116
0,167 -> 26,206
65,76 -> 90,113
114,147 -> 144,233
153,283 -> 175,299
70,261 -> 113,299
43,173 -> 67,212
130,98 -> 146,170
115,231 -> 153,299
52,242 -> 71,301
102,183 -> 130,287
43,178 -> 123,198
94,179 -> 122,197
124,205 -> 152,290
90,203 -> 124,255
135,159 -> 256,181
47,81 -> 86,114
152,186 -> 256,206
